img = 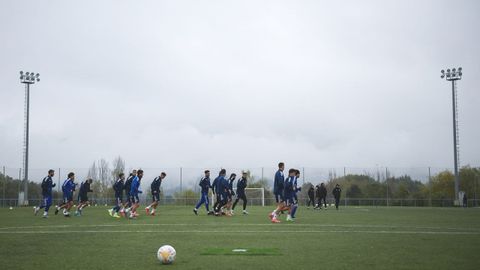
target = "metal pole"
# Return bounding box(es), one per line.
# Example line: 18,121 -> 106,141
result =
24,83 -> 30,205
386,167 -> 389,207
451,80 -> 460,202
2,166 -> 5,207
18,168 -> 21,206
428,167 -> 432,207
302,167 -> 305,185
180,167 -> 183,193
261,167 -> 264,180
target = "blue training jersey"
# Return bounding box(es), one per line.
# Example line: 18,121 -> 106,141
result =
199,177 -> 211,193
129,176 -> 141,196
62,178 -> 75,196
273,170 -> 284,193
41,176 -> 55,196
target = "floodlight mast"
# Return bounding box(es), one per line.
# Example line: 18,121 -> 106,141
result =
440,67 -> 462,203
19,71 -> 40,206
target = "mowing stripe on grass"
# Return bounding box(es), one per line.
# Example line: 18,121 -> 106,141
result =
1,223 -> 479,231
0,230 -> 479,235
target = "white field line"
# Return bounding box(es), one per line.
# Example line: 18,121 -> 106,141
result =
1,223 -> 479,232
0,230 -> 479,235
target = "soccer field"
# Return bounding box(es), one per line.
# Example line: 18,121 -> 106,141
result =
0,206 -> 479,270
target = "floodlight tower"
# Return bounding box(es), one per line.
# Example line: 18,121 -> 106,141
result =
19,71 -> 40,205
440,67 -> 462,202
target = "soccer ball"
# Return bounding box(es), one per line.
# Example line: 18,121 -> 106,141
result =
157,245 -> 176,265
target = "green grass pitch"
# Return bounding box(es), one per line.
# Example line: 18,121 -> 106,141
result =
0,206 -> 479,270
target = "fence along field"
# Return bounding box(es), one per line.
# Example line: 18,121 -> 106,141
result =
1,165 -> 479,207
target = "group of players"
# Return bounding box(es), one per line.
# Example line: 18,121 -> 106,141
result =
108,169 -> 167,219
34,170 -> 94,217
34,168 -> 168,219
193,169 -> 249,216
33,163 -> 338,222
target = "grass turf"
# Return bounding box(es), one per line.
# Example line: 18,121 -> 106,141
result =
0,206 -> 479,270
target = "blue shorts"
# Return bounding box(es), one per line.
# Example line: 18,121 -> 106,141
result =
152,193 -> 160,202
284,192 -> 295,205
130,194 -> 140,204
63,194 -> 73,204
274,191 -> 284,203
43,195 -> 52,206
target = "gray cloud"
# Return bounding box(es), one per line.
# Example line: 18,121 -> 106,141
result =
0,0 -> 479,174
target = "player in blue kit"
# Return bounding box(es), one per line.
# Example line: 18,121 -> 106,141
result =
289,169 -> 301,220
109,173 -> 125,218
283,169 -> 297,222
145,172 -> 166,216
270,162 -> 285,223
55,172 -> 76,217
213,169 -> 229,216
121,170 -> 136,217
129,169 -> 143,219
193,170 -> 213,215
75,178 -> 93,216
34,169 -> 56,218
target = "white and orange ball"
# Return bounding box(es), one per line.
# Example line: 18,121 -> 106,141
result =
157,245 -> 176,264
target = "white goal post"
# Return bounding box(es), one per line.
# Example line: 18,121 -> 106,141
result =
210,188 -> 265,206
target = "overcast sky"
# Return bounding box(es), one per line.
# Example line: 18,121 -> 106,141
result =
1,0 -> 479,174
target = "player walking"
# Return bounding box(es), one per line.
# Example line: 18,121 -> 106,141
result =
109,173 -> 125,218
129,169 -> 143,219
232,171 -> 248,215
34,169 -> 56,218
193,170 -> 212,215
75,178 -> 93,216
306,185 -> 315,208
146,172 -> 166,216
332,184 -> 342,210
55,172 -> 76,217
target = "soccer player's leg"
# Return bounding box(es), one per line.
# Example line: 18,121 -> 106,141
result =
194,192 -> 206,215
241,194 -> 248,214
150,193 -> 160,216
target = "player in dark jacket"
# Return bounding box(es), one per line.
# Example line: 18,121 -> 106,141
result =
194,170 -> 213,215
318,183 -> 328,209
75,178 -> 93,216
123,170 -> 136,212
232,171 -> 249,215
34,169 -> 56,218
145,172 -> 166,216
109,173 -> 125,218
332,184 -> 342,210
306,185 -> 315,208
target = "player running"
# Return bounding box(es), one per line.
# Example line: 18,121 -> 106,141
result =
121,169 -> 136,217
55,172 -> 76,217
128,169 -> 143,219
225,173 -> 236,215
284,169 -> 297,222
75,178 -> 93,216
145,172 -> 166,216
213,169 -> 229,216
193,170 -> 213,215
232,171 -> 248,215
34,169 -> 56,218
270,162 -> 285,223
109,173 -> 125,218
289,169 -> 301,220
